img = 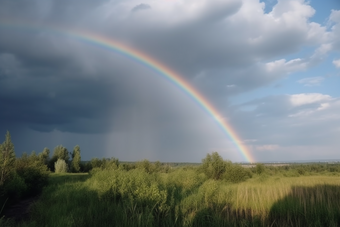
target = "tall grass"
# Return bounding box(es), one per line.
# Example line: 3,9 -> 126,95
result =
15,170 -> 340,227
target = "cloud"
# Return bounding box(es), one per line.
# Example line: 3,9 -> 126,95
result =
333,59 -> 340,68
329,10 -> 340,51
230,93 -> 340,152
297,76 -> 324,86
265,58 -> 308,74
131,3 -> 151,12
289,93 -> 331,107
0,0 -> 338,161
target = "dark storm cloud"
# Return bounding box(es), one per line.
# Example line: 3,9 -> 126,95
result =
0,29 -> 146,135
0,69 -> 120,133
0,0 -> 338,161
0,0 -> 329,98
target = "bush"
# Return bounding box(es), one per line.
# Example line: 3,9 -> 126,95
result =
3,172 -> 27,200
15,155 -> 49,197
224,164 -> 252,183
255,163 -> 265,175
167,168 -> 206,194
200,152 -> 226,180
16,166 -> 49,196
55,159 -> 68,173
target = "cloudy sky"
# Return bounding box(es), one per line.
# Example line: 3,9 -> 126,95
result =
0,0 -> 339,162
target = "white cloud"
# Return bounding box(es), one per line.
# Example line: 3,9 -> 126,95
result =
330,9 -> 340,23
310,43 -> 333,62
289,93 -> 331,107
333,59 -> 340,68
317,103 -> 330,111
297,76 -> 324,86
265,58 -> 307,75
329,10 -> 340,51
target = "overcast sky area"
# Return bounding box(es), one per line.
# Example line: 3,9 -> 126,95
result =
0,0 -> 339,162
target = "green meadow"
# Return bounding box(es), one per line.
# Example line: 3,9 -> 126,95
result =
3,164 -> 340,227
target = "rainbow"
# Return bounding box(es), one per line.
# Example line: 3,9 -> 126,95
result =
0,21 -> 254,163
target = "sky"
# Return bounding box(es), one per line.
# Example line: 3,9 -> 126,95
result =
0,0 -> 339,163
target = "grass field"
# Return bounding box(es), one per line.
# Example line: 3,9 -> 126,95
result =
10,168 -> 340,227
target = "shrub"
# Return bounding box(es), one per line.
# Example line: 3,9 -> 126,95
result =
255,163 -> 265,175
15,152 -> 50,197
224,164 -> 252,183
16,165 -> 49,197
3,172 -> 27,200
55,159 -> 68,173
200,152 -> 226,180
167,168 -> 206,194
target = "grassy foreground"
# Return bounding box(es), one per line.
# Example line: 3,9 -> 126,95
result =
11,168 -> 340,227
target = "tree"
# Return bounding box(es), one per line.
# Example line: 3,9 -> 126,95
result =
136,159 -> 153,173
49,145 -> 69,172
38,147 -> 50,166
0,131 -> 16,185
90,158 -> 102,169
54,159 -> 68,173
71,145 -> 81,173
201,152 -> 226,180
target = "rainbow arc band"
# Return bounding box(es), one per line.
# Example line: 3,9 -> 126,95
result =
0,21 -> 254,163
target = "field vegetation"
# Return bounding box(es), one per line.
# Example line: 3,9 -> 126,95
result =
0,131 -> 340,226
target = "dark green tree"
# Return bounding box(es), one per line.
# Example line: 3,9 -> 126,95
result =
38,147 -> 50,166
0,131 -> 16,185
71,145 -> 81,173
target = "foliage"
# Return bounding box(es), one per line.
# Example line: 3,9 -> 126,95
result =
0,131 -> 16,186
224,163 -> 252,183
20,170 -> 340,227
0,132 -> 50,220
200,152 -> 226,180
49,145 -> 69,171
3,144 -> 340,226
38,147 -> 50,166
2,172 -> 27,200
15,151 -> 49,197
90,158 -> 102,169
55,159 -> 68,173
255,163 -> 265,175
71,145 -> 81,173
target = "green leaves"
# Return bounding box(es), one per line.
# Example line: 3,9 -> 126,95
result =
55,159 -> 68,173
49,145 -> 70,171
71,145 -> 81,173
201,152 -> 226,180
0,131 -> 16,185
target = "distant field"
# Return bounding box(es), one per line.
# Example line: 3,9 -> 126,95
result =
12,168 -> 340,227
